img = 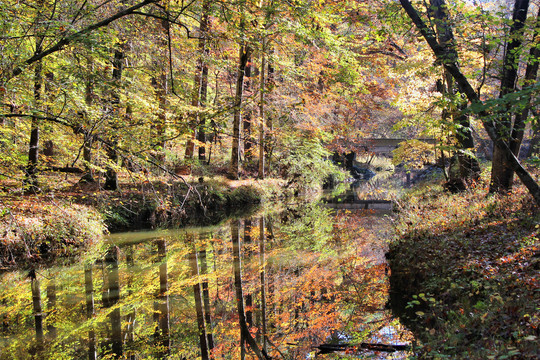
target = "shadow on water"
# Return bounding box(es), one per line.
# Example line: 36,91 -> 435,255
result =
0,171 -> 415,359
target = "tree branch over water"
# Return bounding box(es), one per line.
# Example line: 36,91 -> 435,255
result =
8,0 -> 159,81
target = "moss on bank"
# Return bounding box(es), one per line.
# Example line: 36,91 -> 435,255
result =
0,177 -> 284,268
387,180 -> 539,359
0,202 -> 104,268
102,180 -> 270,232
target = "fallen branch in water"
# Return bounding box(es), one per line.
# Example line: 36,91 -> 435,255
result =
315,342 -> 411,355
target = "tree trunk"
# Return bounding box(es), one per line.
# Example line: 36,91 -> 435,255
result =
399,0 -> 540,206
230,43 -> 251,179
151,7 -> 170,163
80,55 -> 95,183
24,56 -> 42,192
506,8 -> 540,171
526,132 -> 539,157
258,43 -> 266,179
431,0 -> 480,185
198,61 -> 209,161
104,46 -> 124,191
265,49 -> 275,170
490,0 -> 530,193
24,1 -> 48,193
187,0 -> 210,162
243,58 -> 253,162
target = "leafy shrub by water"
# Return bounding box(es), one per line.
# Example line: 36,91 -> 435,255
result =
388,177 -> 539,359
0,203 -> 104,266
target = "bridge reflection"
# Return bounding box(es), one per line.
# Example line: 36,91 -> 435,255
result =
324,198 -> 393,212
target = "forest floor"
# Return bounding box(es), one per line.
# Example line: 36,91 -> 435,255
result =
387,169 -> 539,359
0,173 -> 286,268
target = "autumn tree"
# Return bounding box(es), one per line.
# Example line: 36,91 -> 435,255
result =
431,0 -> 480,187
186,0 -> 211,164
399,0 -> 540,205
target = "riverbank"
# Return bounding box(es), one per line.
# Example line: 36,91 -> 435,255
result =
0,175 -> 285,268
387,175 -> 539,359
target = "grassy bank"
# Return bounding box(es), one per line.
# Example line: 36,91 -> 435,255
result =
387,176 -> 539,359
0,175 -> 285,268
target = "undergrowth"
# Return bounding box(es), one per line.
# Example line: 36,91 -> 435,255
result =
388,176 -> 539,359
0,176 -> 283,266
0,201 -> 104,268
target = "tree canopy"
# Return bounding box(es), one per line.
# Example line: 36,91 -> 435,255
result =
0,0 -> 538,203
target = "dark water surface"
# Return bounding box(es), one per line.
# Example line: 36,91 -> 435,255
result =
0,180 -> 413,359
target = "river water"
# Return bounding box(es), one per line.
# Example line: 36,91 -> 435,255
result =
0,178 -> 413,359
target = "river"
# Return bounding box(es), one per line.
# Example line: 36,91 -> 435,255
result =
0,176 -> 413,359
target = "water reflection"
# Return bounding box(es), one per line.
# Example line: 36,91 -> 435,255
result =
103,246 -> 122,358
189,236 -> 209,359
154,239 -> 170,358
0,201 -> 412,359
84,264 -> 96,360
30,274 -> 44,345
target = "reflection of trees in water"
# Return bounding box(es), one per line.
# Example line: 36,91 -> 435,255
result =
189,235 -> 209,359
103,246 -> 122,358
198,240 -> 215,352
154,239 -> 170,358
84,264 -> 96,360
232,219 -> 270,360
30,274 -> 44,345
0,205 -> 410,359
46,280 -> 57,340
125,246 -> 136,360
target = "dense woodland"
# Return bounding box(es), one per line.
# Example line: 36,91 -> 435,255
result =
0,1 -> 539,359
0,0 -> 537,200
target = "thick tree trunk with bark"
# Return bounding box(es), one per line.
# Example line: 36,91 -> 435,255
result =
187,0 -> 210,162
431,0 -> 480,186
497,6 -> 540,188
198,61 -> 209,161
80,59 -> 96,183
230,43 -> 251,179
243,59 -> 253,162
399,0 -> 540,206
151,6 -> 170,164
104,47 -> 124,191
258,45 -> 266,179
490,0 -> 531,193
25,53 -> 43,192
